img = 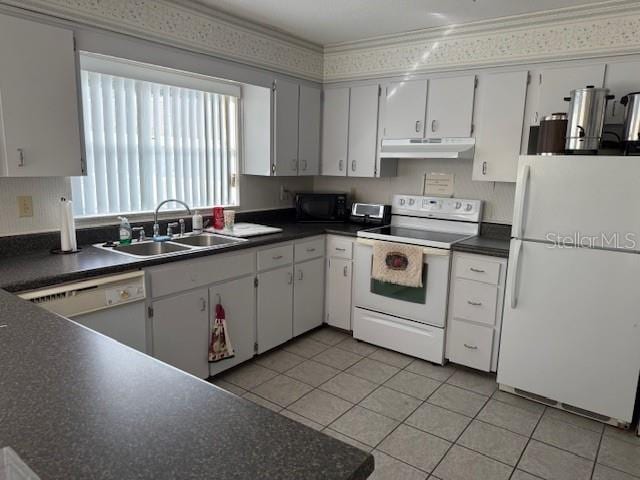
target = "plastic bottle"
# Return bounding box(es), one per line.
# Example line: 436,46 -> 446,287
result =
118,216 -> 132,245
192,210 -> 203,234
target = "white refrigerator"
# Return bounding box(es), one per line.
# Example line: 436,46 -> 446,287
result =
498,155 -> 640,427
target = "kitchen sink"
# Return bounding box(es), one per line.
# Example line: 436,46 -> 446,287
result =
171,233 -> 242,248
95,233 -> 247,259
112,241 -> 192,257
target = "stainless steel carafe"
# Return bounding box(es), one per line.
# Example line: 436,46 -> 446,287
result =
564,86 -> 614,152
620,92 -> 640,143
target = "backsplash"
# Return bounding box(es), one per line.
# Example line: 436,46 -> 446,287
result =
313,158 -> 516,224
0,177 -> 72,237
0,175 -> 312,237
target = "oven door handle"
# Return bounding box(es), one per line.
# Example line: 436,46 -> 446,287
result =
355,238 -> 450,257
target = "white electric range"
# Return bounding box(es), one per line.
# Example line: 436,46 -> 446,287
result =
353,194 -> 482,364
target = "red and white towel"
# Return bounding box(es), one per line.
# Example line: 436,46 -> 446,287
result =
209,303 -> 235,362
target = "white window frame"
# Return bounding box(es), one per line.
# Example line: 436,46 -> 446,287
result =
73,52 -> 242,224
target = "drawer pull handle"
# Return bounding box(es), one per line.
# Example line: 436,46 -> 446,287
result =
467,300 -> 482,306
272,255 -> 283,260
464,343 -> 478,350
335,247 -> 346,252
306,248 -> 316,252
343,265 -> 348,277
469,267 -> 485,273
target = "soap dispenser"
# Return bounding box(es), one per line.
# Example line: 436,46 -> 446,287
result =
118,216 -> 132,245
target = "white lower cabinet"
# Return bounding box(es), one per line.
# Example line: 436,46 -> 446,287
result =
257,264 -> 294,354
326,257 -> 352,330
152,288 -> 210,378
293,257 -> 325,336
325,235 -> 354,330
208,276 -> 256,376
446,252 -> 507,372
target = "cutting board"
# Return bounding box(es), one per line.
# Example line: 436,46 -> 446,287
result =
205,223 -> 283,238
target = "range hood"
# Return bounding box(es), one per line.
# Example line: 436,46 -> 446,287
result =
380,138 -> 475,159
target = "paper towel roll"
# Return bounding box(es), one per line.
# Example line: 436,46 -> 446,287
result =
60,198 -> 77,252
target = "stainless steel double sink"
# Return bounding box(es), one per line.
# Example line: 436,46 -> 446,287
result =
95,233 -> 247,258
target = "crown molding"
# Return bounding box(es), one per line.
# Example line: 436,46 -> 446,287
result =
323,0 -> 640,82
2,0 -> 640,84
1,0 -> 324,81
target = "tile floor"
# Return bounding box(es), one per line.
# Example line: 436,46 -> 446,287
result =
212,326 -> 640,480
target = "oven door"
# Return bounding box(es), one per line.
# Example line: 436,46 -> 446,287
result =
353,241 -> 450,328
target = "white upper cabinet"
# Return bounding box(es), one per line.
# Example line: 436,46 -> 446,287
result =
244,79 -> 321,176
382,80 -> 428,139
0,13 -> 83,177
348,84 -> 379,177
473,70 -> 529,182
274,78 -> 300,176
604,60 -> 640,124
321,87 -> 350,176
535,63 -> 606,123
298,85 -> 321,175
426,76 -> 476,138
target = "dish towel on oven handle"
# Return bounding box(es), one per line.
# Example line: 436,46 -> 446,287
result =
209,303 -> 235,362
371,241 -> 423,288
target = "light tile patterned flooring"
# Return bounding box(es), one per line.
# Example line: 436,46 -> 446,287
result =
212,326 -> 640,480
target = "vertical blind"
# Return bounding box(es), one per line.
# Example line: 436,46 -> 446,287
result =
71,70 -> 238,217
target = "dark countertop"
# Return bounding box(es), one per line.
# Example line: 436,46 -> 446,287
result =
0,289 -> 373,480
0,222 -> 369,293
451,235 -> 511,258
451,223 -> 511,258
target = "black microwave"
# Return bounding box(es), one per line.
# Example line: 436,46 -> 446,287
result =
295,193 -> 349,222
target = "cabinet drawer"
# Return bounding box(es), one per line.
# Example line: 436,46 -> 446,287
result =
149,250 -> 254,298
448,320 -> 494,372
327,235 -> 353,259
455,255 -> 501,285
295,237 -> 325,262
258,243 -> 294,271
452,279 -> 498,326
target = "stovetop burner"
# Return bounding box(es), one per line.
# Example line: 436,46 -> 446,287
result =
364,226 -> 472,245
356,194 -> 482,249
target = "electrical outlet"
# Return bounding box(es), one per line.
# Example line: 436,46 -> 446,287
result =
17,196 -> 33,218
279,185 -> 287,201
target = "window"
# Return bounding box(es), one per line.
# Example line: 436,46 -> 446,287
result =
71,54 -> 240,217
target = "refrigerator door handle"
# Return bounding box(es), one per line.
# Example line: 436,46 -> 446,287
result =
513,165 -> 531,238
509,240 -> 523,309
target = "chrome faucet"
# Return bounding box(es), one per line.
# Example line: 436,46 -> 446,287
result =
153,199 -> 192,239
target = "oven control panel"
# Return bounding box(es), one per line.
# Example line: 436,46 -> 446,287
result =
393,195 -> 482,222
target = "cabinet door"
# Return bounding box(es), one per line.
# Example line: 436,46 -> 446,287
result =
325,258 -> 352,330
426,76 -> 475,138
293,257 -> 325,336
536,64 -> 606,122
382,80 -> 428,139
348,84 -> 379,177
472,70 -> 528,182
604,60 -> 640,124
208,276 -> 257,376
152,288 -> 209,378
0,13 -> 83,177
298,85 -> 321,175
257,266 -> 293,353
274,79 -> 299,176
321,87 -> 349,176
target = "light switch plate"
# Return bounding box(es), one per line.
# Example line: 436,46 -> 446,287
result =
17,196 -> 33,217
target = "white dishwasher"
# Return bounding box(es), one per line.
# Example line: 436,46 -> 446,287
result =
19,271 -> 147,353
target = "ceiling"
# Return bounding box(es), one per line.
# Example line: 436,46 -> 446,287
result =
189,0 -> 607,46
